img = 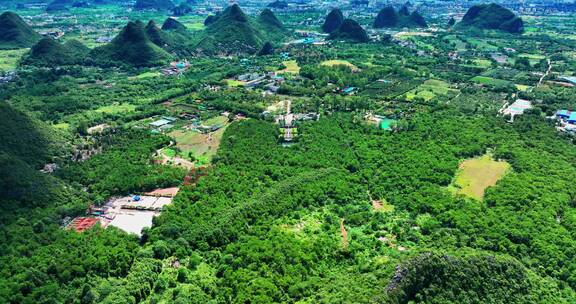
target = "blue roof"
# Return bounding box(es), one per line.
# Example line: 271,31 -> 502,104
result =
557,110 -> 571,118
344,87 -> 356,93
569,112 -> 576,122
561,76 -> 576,84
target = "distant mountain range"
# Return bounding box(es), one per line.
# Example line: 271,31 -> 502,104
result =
134,0 -> 174,11
373,5 -> 427,28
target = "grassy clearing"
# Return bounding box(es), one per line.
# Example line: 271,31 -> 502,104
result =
53,122 -> 70,130
466,38 -> 498,52
445,35 -> 467,51
225,79 -> 245,87
515,84 -> 531,91
0,49 -> 27,71
471,76 -> 511,86
132,71 -> 161,79
169,125 -> 228,163
320,60 -> 359,72
473,59 -> 492,68
161,147 -> 177,158
394,32 -> 432,41
95,103 -> 137,114
203,116 -> 228,126
280,212 -> 322,235
404,79 -> 459,101
451,153 -> 511,200
519,53 -> 545,60
372,199 -> 394,213
278,60 -> 300,74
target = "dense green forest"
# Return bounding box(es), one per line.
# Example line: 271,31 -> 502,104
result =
1,1 -> 576,303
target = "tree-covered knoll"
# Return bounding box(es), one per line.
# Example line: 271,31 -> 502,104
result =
89,20 -> 172,67
458,3 -> 524,34
195,4 -> 289,55
328,19 -> 370,43
322,8 -> 344,33
21,38 -> 89,66
0,11 -> 41,49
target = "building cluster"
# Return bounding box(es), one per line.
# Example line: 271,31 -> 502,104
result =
162,60 -> 191,76
149,116 -> 178,133
555,110 -> 576,135
235,71 -> 286,94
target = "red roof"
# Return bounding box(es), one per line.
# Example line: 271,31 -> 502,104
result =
69,217 -> 99,232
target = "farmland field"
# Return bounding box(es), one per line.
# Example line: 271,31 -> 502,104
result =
278,60 -> 300,74
0,49 -> 27,71
451,153 -> 511,200
95,103 -> 137,114
320,59 -> 359,72
226,79 -> 245,87
404,79 -> 459,101
169,125 -> 228,164
471,76 -> 511,86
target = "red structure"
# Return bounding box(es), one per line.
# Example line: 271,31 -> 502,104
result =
68,217 -> 99,232
183,166 -> 208,186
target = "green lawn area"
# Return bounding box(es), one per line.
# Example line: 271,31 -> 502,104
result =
0,49 -> 28,71
467,38 -> 498,52
445,35 -> 467,51
473,59 -> 492,68
53,122 -> 70,130
450,153 -> 511,200
203,116 -> 228,126
278,60 -> 300,74
161,147 -> 177,158
405,79 -> 459,101
185,22 -> 205,31
320,60 -> 359,72
471,76 -> 511,87
169,125 -> 228,164
225,79 -> 245,87
95,103 -> 137,114
515,84 -> 531,91
518,53 -> 545,60
132,71 -> 161,79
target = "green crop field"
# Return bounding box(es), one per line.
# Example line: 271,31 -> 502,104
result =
471,76 -> 511,86
95,103 -> 137,114
405,79 -> 459,101
0,49 -> 27,71
278,60 -> 300,74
